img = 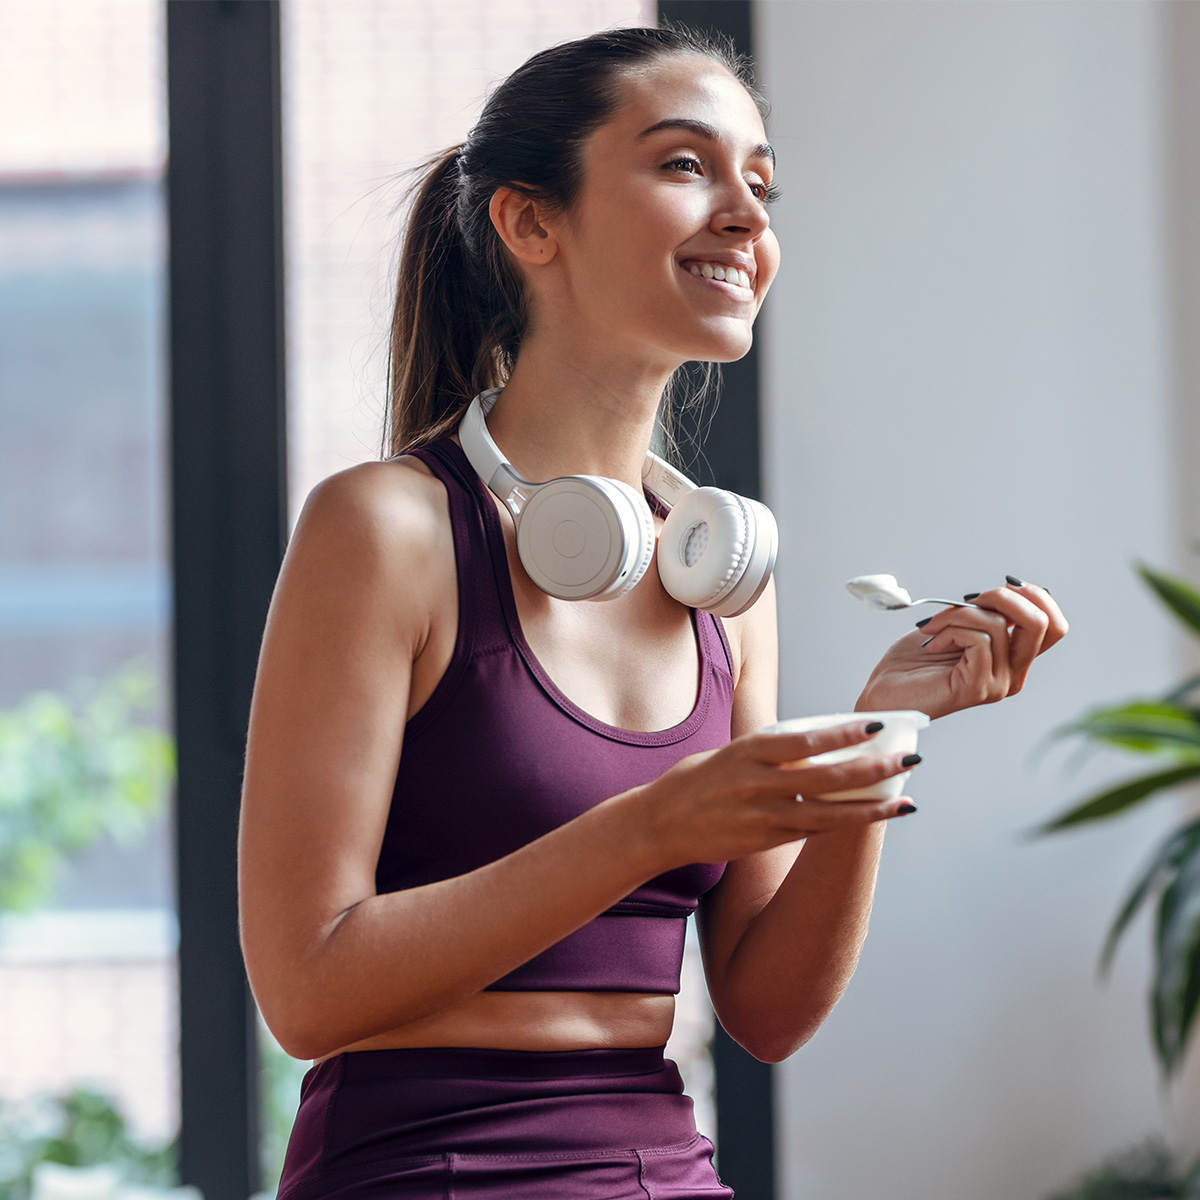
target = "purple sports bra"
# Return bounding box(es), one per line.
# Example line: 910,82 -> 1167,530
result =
375,436 -> 733,993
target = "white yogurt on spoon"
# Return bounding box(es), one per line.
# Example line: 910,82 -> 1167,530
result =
845,574 -> 913,610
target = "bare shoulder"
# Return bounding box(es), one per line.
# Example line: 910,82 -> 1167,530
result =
271,454 -> 455,656
293,454 -> 448,556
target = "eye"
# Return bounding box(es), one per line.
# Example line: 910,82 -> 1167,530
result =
750,179 -> 782,205
664,156 -> 703,176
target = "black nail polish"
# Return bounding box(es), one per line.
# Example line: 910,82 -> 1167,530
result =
962,592 -> 980,601
915,617 -> 932,629
1006,575 -> 1024,588
864,721 -> 885,734
921,636 -> 935,648
897,803 -> 918,815
901,753 -> 922,767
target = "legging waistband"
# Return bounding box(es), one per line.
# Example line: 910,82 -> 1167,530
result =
320,1043 -> 669,1086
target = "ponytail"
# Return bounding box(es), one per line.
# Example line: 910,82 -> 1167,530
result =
384,146 -> 526,457
383,24 -> 762,459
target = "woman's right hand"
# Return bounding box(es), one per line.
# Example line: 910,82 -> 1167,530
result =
630,721 -> 917,871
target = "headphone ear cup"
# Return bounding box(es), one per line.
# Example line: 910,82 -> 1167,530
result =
712,496 -> 778,617
515,476 -> 655,601
657,488 -> 777,616
602,478 -> 657,598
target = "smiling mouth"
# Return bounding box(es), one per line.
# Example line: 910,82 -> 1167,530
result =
680,261 -> 754,292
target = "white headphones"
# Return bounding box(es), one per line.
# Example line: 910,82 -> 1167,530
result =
458,389 -> 778,617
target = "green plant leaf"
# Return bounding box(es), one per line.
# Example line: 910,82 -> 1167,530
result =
1100,818 -> 1200,977
1036,763 -> 1200,835
1138,563 -> 1200,642
1151,837 -> 1200,1075
1056,702 -> 1200,757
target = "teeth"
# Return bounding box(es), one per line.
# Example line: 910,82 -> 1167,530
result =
687,262 -> 751,288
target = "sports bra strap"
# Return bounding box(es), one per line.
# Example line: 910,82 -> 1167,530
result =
702,608 -> 735,680
408,440 -> 513,656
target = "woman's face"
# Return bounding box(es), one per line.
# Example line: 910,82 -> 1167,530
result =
547,54 -> 780,367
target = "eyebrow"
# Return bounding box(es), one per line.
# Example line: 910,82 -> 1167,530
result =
636,117 -> 775,167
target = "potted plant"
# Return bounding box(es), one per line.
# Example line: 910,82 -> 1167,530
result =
1039,565 -> 1200,1076
1043,1138 -> 1192,1199
1036,565 -> 1200,1198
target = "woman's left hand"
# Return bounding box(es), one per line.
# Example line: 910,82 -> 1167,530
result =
856,578 -> 1069,720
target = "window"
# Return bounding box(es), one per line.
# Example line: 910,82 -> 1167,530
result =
0,0 -> 176,1176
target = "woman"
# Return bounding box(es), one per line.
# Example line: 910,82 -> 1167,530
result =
239,25 -> 1067,1199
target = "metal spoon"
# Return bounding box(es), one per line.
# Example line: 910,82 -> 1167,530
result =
845,574 -> 977,612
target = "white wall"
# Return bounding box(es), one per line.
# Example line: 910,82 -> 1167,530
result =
757,3 -> 1197,1197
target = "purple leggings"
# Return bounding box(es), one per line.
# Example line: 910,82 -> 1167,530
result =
276,1045 -> 732,1199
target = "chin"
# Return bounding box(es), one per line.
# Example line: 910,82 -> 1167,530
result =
643,317 -> 756,369
686,327 -> 755,365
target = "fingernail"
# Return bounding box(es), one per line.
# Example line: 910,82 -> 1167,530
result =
901,753 -> 923,767
962,592 -> 980,601
921,636 -> 935,648
897,803 -> 918,815
915,617 -> 932,629
1006,575 -> 1024,587
864,721 -> 885,734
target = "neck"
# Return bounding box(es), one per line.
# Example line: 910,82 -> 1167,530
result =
482,329 -> 679,490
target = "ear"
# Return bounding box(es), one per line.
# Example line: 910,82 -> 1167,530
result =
488,187 -> 559,267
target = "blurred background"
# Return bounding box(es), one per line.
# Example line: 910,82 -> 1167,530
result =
1,2 -> 1197,1199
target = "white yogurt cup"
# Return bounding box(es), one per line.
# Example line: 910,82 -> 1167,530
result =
760,710 -> 931,800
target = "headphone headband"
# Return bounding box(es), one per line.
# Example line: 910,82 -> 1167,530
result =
459,388 -> 697,515
457,390 -> 529,514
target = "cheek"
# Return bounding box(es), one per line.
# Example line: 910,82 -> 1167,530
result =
580,213 -> 689,310
572,195 -> 668,287
620,207 -> 691,272
757,231 -> 782,297
591,181 -> 698,255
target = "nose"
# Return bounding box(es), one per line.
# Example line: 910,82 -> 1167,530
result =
710,179 -> 770,242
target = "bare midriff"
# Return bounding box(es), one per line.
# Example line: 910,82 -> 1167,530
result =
314,990 -> 677,1063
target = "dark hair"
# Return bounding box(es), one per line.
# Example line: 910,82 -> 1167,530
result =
383,24 -> 764,458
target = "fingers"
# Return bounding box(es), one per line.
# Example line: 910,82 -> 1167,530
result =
967,585 -> 1048,693
925,577 -> 1067,696
1005,578 -> 1069,652
780,793 -> 917,836
769,748 -> 921,799
933,624 -> 1010,703
919,602 -> 1011,698
749,718 -> 885,765
668,731 -> 921,858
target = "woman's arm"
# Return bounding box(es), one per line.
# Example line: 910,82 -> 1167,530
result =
238,462 -> 672,1059
697,577 -> 1068,1063
240,465 -> 917,1061
697,581 -> 893,1063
